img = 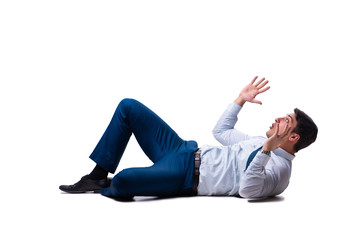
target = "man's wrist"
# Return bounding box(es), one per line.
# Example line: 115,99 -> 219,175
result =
260,149 -> 271,156
234,96 -> 246,106
262,143 -> 272,152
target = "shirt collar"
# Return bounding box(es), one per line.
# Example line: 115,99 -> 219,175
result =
273,148 -> 295,161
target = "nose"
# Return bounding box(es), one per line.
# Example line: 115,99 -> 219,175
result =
275,117 -> 284,123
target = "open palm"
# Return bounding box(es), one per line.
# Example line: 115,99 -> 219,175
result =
236,76 -> 270,105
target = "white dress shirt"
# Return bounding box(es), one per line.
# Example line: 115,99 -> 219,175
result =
197,102 -> 295,198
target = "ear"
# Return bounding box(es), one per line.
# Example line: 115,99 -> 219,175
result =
289,133 -> 300,143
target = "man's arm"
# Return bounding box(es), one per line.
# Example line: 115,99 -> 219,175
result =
239,153 -> 291,198
239,116 -> 294,198
212,102 -> 249,145
212,76 -> 270,145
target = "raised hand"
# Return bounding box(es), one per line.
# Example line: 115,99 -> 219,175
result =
234,76 -> 270,106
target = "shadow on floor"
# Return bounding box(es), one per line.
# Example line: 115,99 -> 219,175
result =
109,195 -> 285,203
247,195 -> 285,203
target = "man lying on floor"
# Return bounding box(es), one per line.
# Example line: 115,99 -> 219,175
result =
60,76 -> 318,199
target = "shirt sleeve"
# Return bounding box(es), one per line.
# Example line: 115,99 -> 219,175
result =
212,102 -> 250,146
238,152 -> 290,198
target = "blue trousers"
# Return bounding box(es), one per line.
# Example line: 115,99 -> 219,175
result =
89,98 -> 198,198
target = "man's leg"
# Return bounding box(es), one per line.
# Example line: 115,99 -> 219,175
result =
60,98 -> 195,194
101,152 -> 194,198
89,98 -> 185,172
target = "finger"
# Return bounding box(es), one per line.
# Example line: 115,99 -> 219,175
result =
281,124 -> 289,136
282,123 -> 293,138
257,80 -> 269,89
251,99 -> 263,105
274,123 -> 280,136
258,86 -> 270,94
286,125 -> 294,136
254,77 -> 265,87
251,76 -> 258,84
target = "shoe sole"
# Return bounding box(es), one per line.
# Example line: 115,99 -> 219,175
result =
59,188 -> 101,194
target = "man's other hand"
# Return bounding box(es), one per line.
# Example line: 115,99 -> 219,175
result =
234,76 -> 270,106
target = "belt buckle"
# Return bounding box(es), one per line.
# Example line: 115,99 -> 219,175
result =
194,150 -> 201,175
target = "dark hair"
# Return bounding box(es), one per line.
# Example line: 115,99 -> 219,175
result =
293,108 -> 318,152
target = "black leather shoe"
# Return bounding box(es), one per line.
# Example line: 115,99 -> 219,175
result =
59,175 -> 111,193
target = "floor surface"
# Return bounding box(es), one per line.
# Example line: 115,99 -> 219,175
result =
1,1 -> 359,239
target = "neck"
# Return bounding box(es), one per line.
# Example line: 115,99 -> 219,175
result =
280,143 -> 296,155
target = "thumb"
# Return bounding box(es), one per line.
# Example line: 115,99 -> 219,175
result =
251,99 -> 262,105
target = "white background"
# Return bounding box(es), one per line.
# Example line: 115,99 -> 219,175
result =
1,0 -> 359,239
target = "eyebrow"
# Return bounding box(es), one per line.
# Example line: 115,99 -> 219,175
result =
287,114 -> 294,122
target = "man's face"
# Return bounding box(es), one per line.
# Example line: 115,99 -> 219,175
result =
266,113 -> 297,138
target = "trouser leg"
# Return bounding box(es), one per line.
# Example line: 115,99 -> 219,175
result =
101,152 -> 194,198
89,98 -> 185,173
89,98 -> 198,198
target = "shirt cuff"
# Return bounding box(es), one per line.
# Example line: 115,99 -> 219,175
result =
252,152 -> 271,168
227,102 -> 242,115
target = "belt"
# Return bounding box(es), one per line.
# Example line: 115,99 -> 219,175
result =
193,149 -> 201,193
